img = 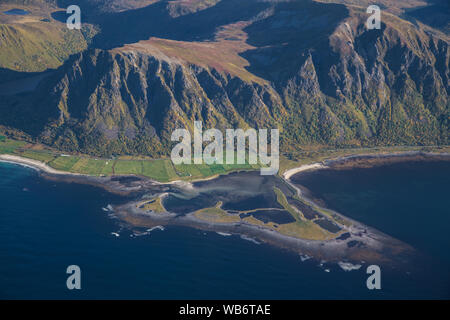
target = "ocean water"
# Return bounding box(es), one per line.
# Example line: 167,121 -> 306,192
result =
291,160 -> 450,265
0,161 -> 449,299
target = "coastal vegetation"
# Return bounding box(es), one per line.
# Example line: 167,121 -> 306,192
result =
2,136 -> 447,243
1,136 -> 448,182
0,138 -> 26,154
191,189 -> 340,241
272,187 -> 339,240
138,197 -> 166,214
194,202 -> 241,224
0,137 -> 257,181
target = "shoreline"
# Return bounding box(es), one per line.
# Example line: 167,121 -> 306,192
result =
2,150 -> 449,202
115,151 -> 449,266
283,163 -> 327,180
2,150 -> 449,266
283,150 -> 450,181
282,151 -> 450,203
0,153 -> 256,186
281,151 -> 450,237
0,154 -> 86,176
3,150 -> 449,185
0,154 -> 170,196
115,198 -> 415,266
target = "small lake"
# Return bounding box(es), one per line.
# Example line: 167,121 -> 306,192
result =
3,9 -> 30,16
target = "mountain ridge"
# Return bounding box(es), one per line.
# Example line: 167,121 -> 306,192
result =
0,0 -> 448,157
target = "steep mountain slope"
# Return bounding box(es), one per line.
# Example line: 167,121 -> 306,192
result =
0,1 -> 97,76
0,0 -> 448,157
241,2 -> 449,148
2,47 -> 284,156
0,0 -> 227,75
0,21 -> 92,73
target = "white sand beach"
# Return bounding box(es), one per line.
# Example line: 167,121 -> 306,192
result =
283,163 -> 327,180
0,154 -> 84,176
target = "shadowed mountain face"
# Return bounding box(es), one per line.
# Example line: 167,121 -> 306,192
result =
0,0 -> 448,157
57,0 -> 161,14
407,0 -> 450,35
86,0 -> 269,49
242,1 -> 349,84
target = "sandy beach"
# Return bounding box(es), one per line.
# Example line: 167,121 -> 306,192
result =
0,154 -> 85,176
283,163 -> 327,180
282,151 -> 450,181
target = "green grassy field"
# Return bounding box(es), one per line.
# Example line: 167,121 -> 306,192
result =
0,138 -> 27,154
1,137 -> 448,183
101,160 -> 115,175
48,156 -> 80,171
114,160 -> 143,175
0,137 -> 258,181
142,160 -> 177,182
174,163 -> 204,178
70,158 -> 109,175
20,150 -> 56,163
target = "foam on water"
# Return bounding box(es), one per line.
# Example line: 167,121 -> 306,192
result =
338,262 -> 363,272
240,235 -> 261,245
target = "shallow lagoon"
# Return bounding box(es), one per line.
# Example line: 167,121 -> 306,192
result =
164,172 -> 293,214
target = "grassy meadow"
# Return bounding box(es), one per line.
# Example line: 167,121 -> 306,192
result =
0,137 -> 257,182
1,137 -> 448,183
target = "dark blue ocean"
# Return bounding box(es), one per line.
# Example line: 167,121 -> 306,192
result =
0,161 -> 449,299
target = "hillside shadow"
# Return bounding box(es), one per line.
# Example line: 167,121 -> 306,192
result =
50,10 -> 67,23
405,0 -> 449,34
0,67 -> 58,136
241,0 -> 349,91
82,0 -> 350,95
0,68 -> 48,85
75,0 -> 271,49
